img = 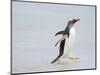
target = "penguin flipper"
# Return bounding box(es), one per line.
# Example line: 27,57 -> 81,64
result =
51,39 -> 65,64
55,31 -> 64,36
51,53 -> 63,64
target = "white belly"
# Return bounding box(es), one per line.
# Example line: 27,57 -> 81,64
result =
63,27 -> 76,57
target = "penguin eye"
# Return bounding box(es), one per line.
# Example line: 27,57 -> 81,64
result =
73,19 -> 76,23
73,19 -> 75,21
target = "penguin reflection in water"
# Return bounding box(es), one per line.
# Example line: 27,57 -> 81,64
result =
51,19 -> 80,64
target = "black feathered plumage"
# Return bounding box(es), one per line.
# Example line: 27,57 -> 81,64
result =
51,39 -> 65,64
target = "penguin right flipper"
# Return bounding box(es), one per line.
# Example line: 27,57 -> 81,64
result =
55,31 -> 64,36
51,39 -> 65,64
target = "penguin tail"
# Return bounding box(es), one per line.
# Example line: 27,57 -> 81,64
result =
51,54 -> 62,64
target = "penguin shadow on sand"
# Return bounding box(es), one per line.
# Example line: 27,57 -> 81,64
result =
51,19 -> 80,66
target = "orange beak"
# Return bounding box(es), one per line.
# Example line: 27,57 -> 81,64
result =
76,19 -> 80,22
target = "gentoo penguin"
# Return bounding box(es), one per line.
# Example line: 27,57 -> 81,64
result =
51,19 -> 80,64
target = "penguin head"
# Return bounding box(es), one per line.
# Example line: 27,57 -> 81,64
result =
65,19 -> 80,31
69,19 -> 80,25
67,19 -> 80,28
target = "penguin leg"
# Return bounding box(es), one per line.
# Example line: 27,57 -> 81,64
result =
56,59 -> 64,64
67,56 -> 80,60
